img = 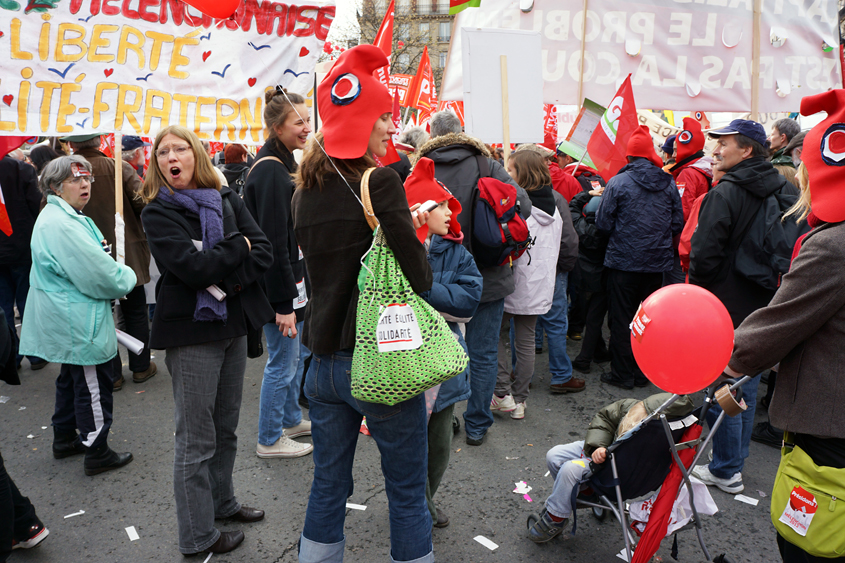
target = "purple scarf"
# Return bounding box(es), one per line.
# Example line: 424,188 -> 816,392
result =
157,187 -> 227,322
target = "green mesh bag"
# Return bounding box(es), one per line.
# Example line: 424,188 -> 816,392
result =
351,226 -> 469,406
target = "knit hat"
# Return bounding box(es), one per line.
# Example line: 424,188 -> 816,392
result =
627,125 -> 662,168
404,157 -> 462,243
675,117 -> 705,162
318,45 -> 393,159
661,135 -> 676,156
800,89 -> 845,223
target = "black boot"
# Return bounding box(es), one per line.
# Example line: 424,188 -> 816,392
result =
84,443 -> 133,476
53,428 -> 85,459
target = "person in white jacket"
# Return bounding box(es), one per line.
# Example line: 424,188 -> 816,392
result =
492,151 -> 564,419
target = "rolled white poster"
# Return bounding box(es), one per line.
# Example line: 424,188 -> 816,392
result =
116,329 -> 144,355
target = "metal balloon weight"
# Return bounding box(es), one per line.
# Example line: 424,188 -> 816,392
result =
630,285 -> 734,394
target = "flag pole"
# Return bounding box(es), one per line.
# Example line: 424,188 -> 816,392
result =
500,55 -> 511,165
576,0 -> 589,106
750,0 -> 761,121
114,133 -> 126,265
570,152 -> 585,177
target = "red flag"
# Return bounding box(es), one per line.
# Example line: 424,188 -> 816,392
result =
542,104 -> 559,152
0,136 -> 31,160
0,184 -> 13,236
407,47 -> 435,125
99,134 -> 115,158
372,0 -> 394,89
436,100 -> 465,126
630,424 -> 703,563
585,74 -> 639,182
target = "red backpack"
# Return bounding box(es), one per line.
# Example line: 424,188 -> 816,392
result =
470,156 -> 531,268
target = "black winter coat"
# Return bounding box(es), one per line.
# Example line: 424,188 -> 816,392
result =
595,158 -> 683,273
242,140 -> 307,320
141,186 -> 274,349
0,157 -> 40,265
689,157 -> 799,327
570,191 -> 609,293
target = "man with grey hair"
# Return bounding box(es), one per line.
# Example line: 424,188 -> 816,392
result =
398,126 -> 429,151
121,136 -> 150,178
767,118 -> 800,168
416,110 -> 532,447
61,134 -> 153,390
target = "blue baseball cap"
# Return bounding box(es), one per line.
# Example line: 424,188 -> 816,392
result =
661,135 -> 676,155
708,119 -> 768,147
122,136 -> 151,151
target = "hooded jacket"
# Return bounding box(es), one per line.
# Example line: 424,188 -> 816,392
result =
505,185 -> 563,316
595,159 -> 683,273
243,139 -> 307,320
0,156 -> 40,265
20,195 -> 137,365
549,162 -> 582,202
670,153 -> 713,221
583,393 -> 694,456
415,133 -> 532,303
421,234 -> 482,413
689,157 -> 798,327
770,147 -> 795,168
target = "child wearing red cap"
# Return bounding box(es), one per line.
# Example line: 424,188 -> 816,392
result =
292,45 -> 437,563
405,158 -> 482,529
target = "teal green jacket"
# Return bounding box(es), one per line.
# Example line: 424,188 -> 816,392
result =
19,195 -> 137,365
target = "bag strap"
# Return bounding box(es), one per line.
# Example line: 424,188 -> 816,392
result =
475,155 -> 490,179
247,156 -> 287,180
359,167 -> 379,231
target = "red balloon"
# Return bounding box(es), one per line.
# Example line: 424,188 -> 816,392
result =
630,284 -> 734,394
182,0 -> 239,19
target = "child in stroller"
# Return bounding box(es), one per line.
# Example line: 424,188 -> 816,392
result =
528,392 -> 695,543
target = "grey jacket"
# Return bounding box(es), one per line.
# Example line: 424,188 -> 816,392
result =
729,221 -> 845,439
415,133 -> 532,302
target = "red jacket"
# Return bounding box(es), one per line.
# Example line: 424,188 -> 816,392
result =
670,156 -> 713,221
549,162 -> 582,203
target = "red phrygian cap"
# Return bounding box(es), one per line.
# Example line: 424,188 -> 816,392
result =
404,157 -> 462,243
800,89 -> 845,223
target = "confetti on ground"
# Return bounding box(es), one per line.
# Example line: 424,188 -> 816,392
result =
455,448 -> 461,453
735,494 -> 759,506
473,535 -> 498,550
757,490 -> 768,498
345,503 -> 367,511
523,494 -> 533,502
26,434 -> 35,439
527,444 -> 533,446
41,426 -> 47,429
136,390 -> 145,394
513,481 -> 532,494
0,396 -> 9,404
19,406 -> 25,410
505,456 -> 519,460
64,510 -> 85,519
544,471 -> 550,477
125,526 -> 139,541
203,553 -> 212,563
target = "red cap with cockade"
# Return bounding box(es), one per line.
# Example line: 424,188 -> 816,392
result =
404,157 -> 462,243
675,117 -> 706,163
800,89 -> 845,223
317,45 -> 393,159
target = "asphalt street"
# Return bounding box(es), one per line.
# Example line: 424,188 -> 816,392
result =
2,337 -> 783,563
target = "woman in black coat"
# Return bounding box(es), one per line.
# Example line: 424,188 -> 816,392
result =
140,125 -> 274,557
243,88 -> 314,459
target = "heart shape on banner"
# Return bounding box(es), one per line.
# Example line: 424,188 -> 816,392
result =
248,78 -> 257,87
299,47 -> 309,57
180,0 -> 239,19
104,69 -> 114,77
2,95 -> 12,106
202,51 -> 211,62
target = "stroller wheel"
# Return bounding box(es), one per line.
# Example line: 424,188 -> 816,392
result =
592,506 -> 607,521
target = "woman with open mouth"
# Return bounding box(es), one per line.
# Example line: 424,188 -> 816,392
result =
20,155 -> 137,477
140,125 -> 275,557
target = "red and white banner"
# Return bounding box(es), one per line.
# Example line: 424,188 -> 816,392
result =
542,104 -> 559,151
407,47 -> 436,125
436,100 -> 465,126
390,74 -> 414,106
586,75 -> 639,181
373,0 -> 394,89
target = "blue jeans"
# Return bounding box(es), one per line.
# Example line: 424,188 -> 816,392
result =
258,321 -> 305,446
705,373 -> 761,479
462,298 -> 505,440
299,351 -> 433,563
535,271 -> 573,384
0,263 -> 41,366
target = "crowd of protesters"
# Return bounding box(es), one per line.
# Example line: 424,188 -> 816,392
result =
1,43 -> 843,563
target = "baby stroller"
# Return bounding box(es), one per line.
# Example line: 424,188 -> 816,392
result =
528,377 -> 751,563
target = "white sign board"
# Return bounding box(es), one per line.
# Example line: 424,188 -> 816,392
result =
461,28 -> 543,143
442,0 -> 841,113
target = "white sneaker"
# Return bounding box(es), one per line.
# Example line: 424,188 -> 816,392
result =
490,394 -> 517,413
691,464 -> 744,493
510,402 -> 525,420
257,435 -> 313,459
284,419 -> 312,439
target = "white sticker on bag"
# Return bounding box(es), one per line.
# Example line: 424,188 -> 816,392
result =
298,245 -> 304,260
779,486 -> 817,537
294,278 -> 308,310
377,304 -> 423,352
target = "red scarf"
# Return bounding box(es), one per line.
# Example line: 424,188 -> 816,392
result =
790,212 -> 822,265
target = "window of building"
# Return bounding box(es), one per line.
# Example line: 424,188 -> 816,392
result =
396,0 -> 410,14
419,22 -> 430,40
374,0 -> 387,14
397,53 -> 411,69
439,52 -> 447,68
417,0 -> 433,14
438,21 -> 451,42
436,0 -> 449,13
398,23 -> 410,41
